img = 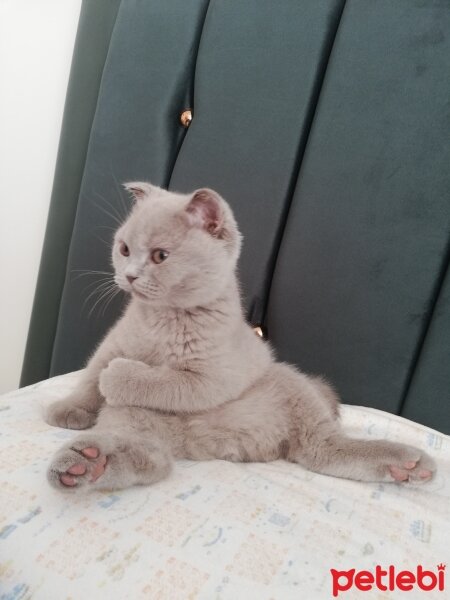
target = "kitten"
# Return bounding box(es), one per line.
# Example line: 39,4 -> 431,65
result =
46,183 -> 435,491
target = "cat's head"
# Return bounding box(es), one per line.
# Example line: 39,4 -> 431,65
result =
112,183 -> 242,308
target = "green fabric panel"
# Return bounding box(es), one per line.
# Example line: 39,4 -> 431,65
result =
266,0 -> 450,421
169,0 -> 345,317
21,0 -> 450,434
20,0 -> 121,387
50,0 -> 210,376
402,260 -> 450,433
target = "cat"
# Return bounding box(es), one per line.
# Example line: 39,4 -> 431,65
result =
45,183 -> 436,491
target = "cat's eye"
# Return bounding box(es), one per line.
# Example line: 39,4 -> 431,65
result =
119,241 -> 130,257
151,248 -> 169,264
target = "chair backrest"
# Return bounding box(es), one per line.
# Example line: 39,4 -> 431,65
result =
22,0 -> 450,433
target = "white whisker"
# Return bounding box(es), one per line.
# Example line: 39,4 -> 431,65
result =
83,281 -> 116,311
92,199 -> 123,227
88,284 -> 119,318
110,166 -> 130,218
93,190 -> 125,223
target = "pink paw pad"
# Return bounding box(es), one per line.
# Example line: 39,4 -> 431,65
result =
59,446 -> 107,486
389,466 -> 409,481
404,460 -> 417,470
89,455 -> 107,482
388,459 -> 434,484
67,464 -> 86,475
60,474 -> 77,486
81,447 -> 99,458
419,469 -> 432,479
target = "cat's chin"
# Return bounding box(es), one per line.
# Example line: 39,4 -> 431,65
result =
130,290 -> 166,307
131,290 -> 151,302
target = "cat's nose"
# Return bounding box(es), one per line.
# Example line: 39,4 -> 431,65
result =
126,275 -> 137,284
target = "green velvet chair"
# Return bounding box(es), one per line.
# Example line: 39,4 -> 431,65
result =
21,0 -> 450,433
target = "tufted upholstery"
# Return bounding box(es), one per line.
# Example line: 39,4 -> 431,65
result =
21,0 -> 450,432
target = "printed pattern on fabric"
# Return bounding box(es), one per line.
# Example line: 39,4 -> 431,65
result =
0,372 -> 449,600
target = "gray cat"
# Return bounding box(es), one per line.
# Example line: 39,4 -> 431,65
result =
46,184 -> 436,491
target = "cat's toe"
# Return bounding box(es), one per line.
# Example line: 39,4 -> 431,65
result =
388,465 -> 410,481
81,446 -> 99,458
67,463 -> 86,475
60,473 -> 78,486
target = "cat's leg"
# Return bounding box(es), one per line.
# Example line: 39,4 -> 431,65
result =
44,375 -> 101,431
182,363 -> 435,485
45,338 -> 119,430
180,365 -> 341,464
48,431 -> 172,491
291,429 -> 436,484
47,406 -> 173,491
277,365 -> 436,484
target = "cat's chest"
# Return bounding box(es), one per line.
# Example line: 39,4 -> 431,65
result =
128,314 -> 213,366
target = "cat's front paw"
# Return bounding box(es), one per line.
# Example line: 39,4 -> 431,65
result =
99,357 -> 145,407
45,398 -> 97,430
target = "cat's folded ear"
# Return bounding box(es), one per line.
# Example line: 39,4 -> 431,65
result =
185,188 -> 226,237
123,181 -> 158,202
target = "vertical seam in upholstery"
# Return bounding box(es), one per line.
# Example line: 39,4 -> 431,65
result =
166,0 -> 212,189
261,0 -> 347,326
49,0 -> 123,373
398,238 -> 450,415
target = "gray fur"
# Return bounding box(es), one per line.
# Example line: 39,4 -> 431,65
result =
45,184 -> 436,491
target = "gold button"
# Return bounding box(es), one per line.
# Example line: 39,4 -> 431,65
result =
180,109 -> 192,128
253,325 -> 264,338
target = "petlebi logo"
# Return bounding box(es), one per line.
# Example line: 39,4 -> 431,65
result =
330,564 -> 445,597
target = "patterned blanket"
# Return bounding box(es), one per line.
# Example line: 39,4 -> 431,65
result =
1,372 -> 449,599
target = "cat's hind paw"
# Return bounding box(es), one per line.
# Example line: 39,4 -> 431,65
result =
387,448 -> 436,485
48,443 -> 107,490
